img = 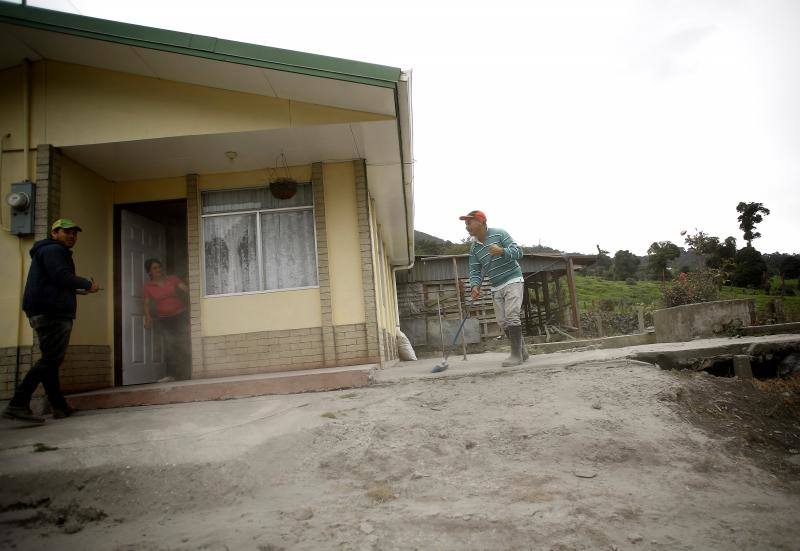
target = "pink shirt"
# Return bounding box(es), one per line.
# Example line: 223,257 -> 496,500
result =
143,275 -> 186,318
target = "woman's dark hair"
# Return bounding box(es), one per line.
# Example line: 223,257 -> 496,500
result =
144,258 -> 162,273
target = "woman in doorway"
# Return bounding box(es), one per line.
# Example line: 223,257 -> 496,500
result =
143,258 -> 190,381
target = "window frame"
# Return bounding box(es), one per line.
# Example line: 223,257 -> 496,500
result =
200,184 -> 320,298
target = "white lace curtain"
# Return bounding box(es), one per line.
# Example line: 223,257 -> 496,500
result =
202,186 -> 318,295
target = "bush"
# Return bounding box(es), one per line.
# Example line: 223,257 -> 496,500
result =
662,270 -> 721,308
598,299 -> 616,312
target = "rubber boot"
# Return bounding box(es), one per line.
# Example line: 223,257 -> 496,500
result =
502,326 -> 523,367
502,328 -> 513,364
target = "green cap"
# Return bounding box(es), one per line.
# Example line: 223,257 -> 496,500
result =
51,218 -> 83,232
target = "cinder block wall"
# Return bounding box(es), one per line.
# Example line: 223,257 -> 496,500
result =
333,323 -> 372,365
197,323 -> 372,379
0,347 -> 31,400
59,345 -> 113,393
1,344 -> 111,400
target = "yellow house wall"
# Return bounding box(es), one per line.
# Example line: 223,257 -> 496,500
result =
60,156 -> 114,345
0,232 -> 32,348
0,151 -> 34,348
324,163 -> 365,327
0,66 -> 26,154
369,200 -> 398,338
200,289 -> 322,336
114,177 -> 186,204
0,67 -> 31,346
0,70 -> 32,348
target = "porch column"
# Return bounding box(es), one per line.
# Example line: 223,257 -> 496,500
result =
312,163 -> 337,367
354,160 -> 381,363
34,145 -> 61,240
185,173 -> 204,377
565,256 -> 581,337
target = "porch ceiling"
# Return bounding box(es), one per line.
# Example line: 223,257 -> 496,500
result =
62,120 -> 411,266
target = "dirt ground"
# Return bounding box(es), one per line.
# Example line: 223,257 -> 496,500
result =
1,340 -> 799,550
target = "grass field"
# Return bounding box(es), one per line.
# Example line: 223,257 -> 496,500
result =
573,275 -> 800,321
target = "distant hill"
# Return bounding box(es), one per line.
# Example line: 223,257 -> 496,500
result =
414,230 -> 562,256
414,230 -> 447,245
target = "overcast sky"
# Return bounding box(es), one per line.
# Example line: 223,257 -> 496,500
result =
30,0 -> 800,255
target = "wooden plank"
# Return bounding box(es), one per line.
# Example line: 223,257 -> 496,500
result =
533,282 -> 543,333
565,256 -> 581,337
554,276 -> 563,325
542,271 -> 551,325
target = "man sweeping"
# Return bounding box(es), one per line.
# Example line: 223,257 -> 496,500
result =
460,210 -> 528,367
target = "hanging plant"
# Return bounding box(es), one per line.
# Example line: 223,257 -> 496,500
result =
268,152 -> 298,200
270,177 -> 298,200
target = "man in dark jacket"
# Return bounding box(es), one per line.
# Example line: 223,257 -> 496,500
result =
3,218 -> 99,424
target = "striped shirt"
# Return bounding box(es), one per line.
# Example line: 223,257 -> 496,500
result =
468,228 -> 523,290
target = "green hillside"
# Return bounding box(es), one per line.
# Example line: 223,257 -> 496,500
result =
573,275 -> 800,321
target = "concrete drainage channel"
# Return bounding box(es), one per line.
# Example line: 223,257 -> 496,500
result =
629,340 -> 800,381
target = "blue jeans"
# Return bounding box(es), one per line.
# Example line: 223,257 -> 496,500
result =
11,315 -> 73,410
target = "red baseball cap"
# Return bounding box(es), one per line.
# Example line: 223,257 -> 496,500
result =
459,210 -> 487,223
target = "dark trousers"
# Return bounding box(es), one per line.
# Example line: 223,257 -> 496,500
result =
157,310 -> 189,380
11,315 -> 73,410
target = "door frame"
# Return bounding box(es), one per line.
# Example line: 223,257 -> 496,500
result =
113,199 -> 189,386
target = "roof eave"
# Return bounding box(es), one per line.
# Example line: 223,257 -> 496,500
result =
0,3 -> 402,88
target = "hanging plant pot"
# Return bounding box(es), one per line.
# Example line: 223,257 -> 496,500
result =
270,177 -> 298,200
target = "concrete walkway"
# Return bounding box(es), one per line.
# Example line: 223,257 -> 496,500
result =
374,333 -> 800,384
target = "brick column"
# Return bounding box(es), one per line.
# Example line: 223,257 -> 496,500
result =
34,145 -> 61,240
185,174 -> 203,378
313,163 -> 337,367
354,160 -> 381,363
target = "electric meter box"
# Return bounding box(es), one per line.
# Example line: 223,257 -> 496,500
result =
9,180 -> 35,236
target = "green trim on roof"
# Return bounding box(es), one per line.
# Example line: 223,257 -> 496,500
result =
0,3 -> 402,88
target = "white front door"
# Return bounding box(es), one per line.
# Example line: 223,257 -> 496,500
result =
121,210 -> 167,385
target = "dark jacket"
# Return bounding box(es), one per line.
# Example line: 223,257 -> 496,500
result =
22,239 -> 92,319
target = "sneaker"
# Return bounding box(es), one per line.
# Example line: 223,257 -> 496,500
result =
2,405 -> 46,424
52,406 -> 77,419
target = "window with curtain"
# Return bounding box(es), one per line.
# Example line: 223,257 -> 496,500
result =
201,184 -> 318,296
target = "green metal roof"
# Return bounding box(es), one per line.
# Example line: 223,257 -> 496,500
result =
0,3 -> 402,88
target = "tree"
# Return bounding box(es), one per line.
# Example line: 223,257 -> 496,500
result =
647,241 -> 681,280
781,255 -> 800,279
736,202 -> 770,247
442,237 -> 471,255
731,246 -> 767,288
583,244 -> 612,278
612,250 -> 640,281
683,230 -> 720,255
778,255 -> 800,294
